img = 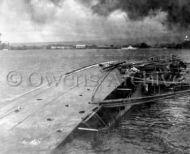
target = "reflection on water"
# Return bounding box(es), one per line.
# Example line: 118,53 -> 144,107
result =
62,97 -> 190,154
117,98 -> 190,154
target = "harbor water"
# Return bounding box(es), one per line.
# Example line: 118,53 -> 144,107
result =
1,48 -> 190,154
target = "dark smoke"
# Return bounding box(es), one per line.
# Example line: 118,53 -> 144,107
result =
24,0 -> 190,28
2,0 -> 188,43
81,0 -> 190,28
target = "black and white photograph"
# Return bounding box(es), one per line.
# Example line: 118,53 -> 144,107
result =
1,0 -> 190,154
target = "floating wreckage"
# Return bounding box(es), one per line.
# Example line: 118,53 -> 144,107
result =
1,55 -> 190,154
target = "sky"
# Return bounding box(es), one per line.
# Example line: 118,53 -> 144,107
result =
0,0 -> 188,43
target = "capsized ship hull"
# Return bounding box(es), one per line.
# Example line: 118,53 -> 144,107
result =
0,61 -> 124,154
1,56 -> 190,154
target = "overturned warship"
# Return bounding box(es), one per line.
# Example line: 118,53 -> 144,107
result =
1,55 -> 190,154
78,55 -> 190,131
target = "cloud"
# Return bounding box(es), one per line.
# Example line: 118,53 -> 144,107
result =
0,0 -> 186,43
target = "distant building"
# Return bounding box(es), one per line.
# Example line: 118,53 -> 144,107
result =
184,35 -> 189,41
51,46 -> 65,49
50,46 -> 58,49
121,45 -> 137,50
96,45 -> 111,49
181,35 -> 190,48
0,34 -> 9,50
50,45 -> 74,49
76,44 -> 86,49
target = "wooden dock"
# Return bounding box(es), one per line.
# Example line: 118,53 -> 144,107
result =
0,64 -> 123,154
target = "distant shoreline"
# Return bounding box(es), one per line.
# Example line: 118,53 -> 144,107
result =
1,40 -> 190,50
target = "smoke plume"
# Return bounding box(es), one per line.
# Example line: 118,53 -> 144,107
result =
0,0 -> 189,43
24,0 -> 65,24
80,0 -> 190,29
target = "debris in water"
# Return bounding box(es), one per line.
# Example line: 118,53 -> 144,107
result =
57,129 -> 62,133
36,99 -> 43,101
79,111 -> 85,114
47,118 -> 53,121
14,106 -> 22,113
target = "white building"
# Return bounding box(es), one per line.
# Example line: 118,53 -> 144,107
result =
76,44 -> 86,49
185,35 -> 189,41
